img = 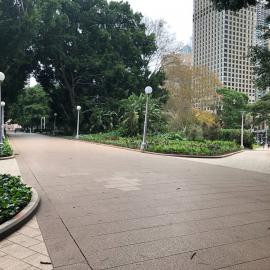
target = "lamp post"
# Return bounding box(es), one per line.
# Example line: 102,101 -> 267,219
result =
140,86 -> 153,151
1,101 -> 5,139
53,113 -> 58,133
265,120 -> 268,149
0,72 -> 5,145
240,111 -> 246,149
76,106 -> 81,139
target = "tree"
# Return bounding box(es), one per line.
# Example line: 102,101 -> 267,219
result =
11,85 -> 50,129
216,88 -> 249,128
163,54 -> 222,131
33,0 -> 165,132
250,92 -> 270,124
0,0 -> 40,106
144,18 -> 183,73
250,46 -> 270,90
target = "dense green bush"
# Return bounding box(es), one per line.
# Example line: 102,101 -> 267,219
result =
0,174 -> 32,224
81,132 -> 240,156
0,139 -> 13,157
148,141 -> 240,156
217,129 -> 255,148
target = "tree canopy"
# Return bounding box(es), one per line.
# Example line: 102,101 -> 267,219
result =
10,85 -> 50,128
217,88 -> 249,128
250,92 -> 270,123
0,0 -> 165,133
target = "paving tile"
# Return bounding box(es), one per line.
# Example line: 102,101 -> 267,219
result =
28,242 -> 49,256
0,254 -> 30,270
44,237 -> 85,268
23,253 -> 52,270
0,239 -> 13,248
37,217 -> 70,240
220,257 -> 270,269
84,248 -> 135,270
17,226 -> 41,238
53,263 -> 91,270
8,234 -> 40,248
1,243 -> 36,260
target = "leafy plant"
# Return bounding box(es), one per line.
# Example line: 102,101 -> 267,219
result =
0,174 -> 32,224
80,132 -> 240,156
217,129 -> 255,149
119,94 -> 166,136
0,139 -> 13,157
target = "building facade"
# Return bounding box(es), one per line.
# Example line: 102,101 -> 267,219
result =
193,0 -> 268,103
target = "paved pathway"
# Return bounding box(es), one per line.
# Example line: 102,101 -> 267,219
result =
0,158 -> 52,270
8,133 -> 270,270
181,148 -> 270,175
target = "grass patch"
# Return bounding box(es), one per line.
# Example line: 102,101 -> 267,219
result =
0,174 -> 32,225
0,139 -> 13,157
80,132 -> 241,156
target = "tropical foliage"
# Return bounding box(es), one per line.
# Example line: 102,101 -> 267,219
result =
0,139 -> 13,157
119,94 -> 165,136
0,174 -> 32,224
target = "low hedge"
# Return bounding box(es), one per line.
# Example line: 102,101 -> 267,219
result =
81,133 -> 241,156
0,174 -> 32,224
217,129 -> 255,149
0,139 -> 13,157
148,140 -> 240,156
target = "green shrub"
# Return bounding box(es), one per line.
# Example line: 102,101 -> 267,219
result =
148,140 -> 240,156
0,174 -> 32,224
0,139 -> 13,157
217,129 -> 255,148
81,132 -> 240,156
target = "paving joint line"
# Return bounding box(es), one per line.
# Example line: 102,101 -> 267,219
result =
215,255 -> 270,269
102,218 -> 270,251
101,235 -> 270,270
74,207 -> 270,238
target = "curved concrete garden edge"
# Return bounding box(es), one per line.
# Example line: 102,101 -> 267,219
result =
0,155 -> 15,160
0,187 -> 40,238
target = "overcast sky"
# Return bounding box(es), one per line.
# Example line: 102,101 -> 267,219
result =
116,0 -> 194,44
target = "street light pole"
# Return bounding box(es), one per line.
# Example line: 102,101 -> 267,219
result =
76,106 -> 81,139
0,72 -> 5,145
240,111 -> 245,149
54,113 -> 58,133
141,86 -> 153,151
265,120 -> 268,149
1,102 -> 5,139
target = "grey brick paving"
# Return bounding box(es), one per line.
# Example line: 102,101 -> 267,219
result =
9,133 -> 270,270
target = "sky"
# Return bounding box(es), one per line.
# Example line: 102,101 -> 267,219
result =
116,0 -> 194,44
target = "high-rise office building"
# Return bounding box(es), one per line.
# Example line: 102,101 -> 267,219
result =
193,0 -> 268,103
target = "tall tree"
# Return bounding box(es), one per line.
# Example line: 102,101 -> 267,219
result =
163,54 -> 221,130
11,85 -> 51,129
33,0 -> 164,131
0,0 -> 40,105
216,88 -> 249,128
250,92 -> 270,124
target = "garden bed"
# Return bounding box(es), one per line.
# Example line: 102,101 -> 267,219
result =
80,133 -> 241,156
0,139 -> 13,158
0,174 -> 32,225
